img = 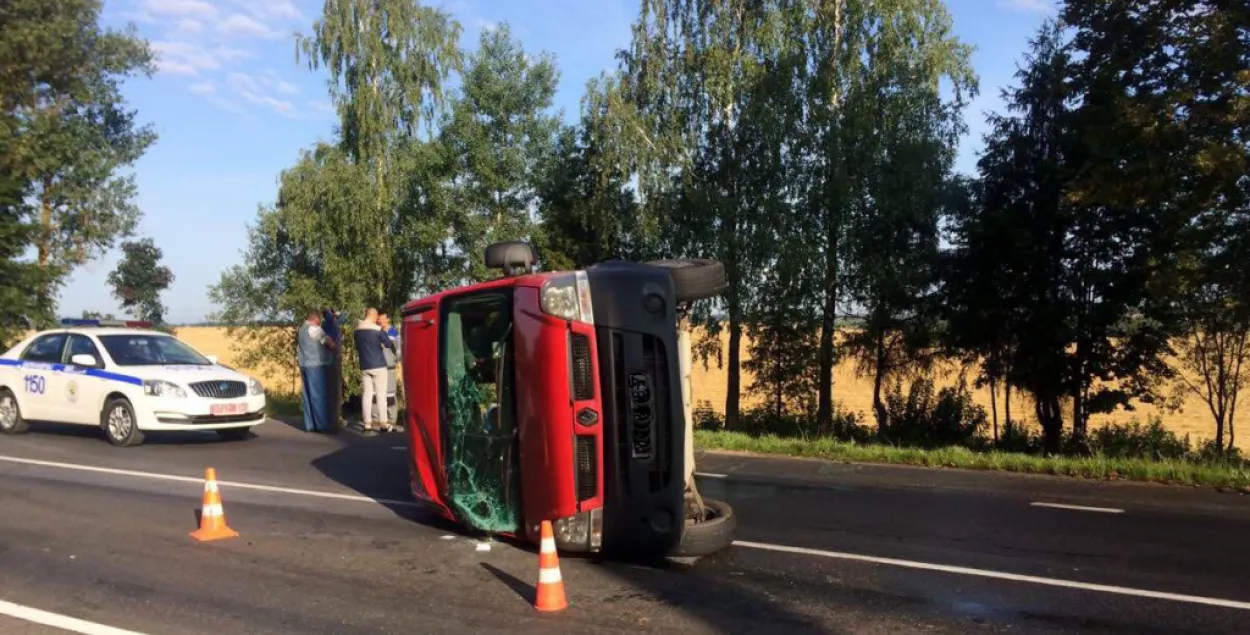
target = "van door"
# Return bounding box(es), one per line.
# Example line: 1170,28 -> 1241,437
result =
437,290 -> 521,534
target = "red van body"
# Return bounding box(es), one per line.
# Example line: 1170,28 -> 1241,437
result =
400,260 -> 690,555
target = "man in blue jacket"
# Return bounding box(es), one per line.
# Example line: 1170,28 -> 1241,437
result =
353,308 -> 394,435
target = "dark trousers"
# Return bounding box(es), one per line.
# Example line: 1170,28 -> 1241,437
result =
300,365 -> 331,432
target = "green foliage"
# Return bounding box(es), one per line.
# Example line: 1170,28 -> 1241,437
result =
881,377 -> 987,449
0,127 -> 50,347
441,24 -> 561,282
1085,419 -> 1191,462
0,0 -> 156,314
107,237 -> 173,325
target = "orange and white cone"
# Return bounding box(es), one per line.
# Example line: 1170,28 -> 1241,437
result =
534,520 -> 567,612
190,467 -> 239,542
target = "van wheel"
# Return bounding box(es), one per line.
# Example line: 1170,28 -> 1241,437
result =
0,389 -> 29,434
102,398 -> 145,447
217,427 -> 252,442
646,259 -> 728,302
670,497 -> 737,558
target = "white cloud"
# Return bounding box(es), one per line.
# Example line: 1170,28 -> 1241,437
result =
999,0 -> 1056,13
189,82 -> 215,94
141,0 -> 218,20
218,14 -> 281,39
174,18 -> 203,34
233,0 -> 303,21
227,72 -> 297,116
151,41 -> 221,75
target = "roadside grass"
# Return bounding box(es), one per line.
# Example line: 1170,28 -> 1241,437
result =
695,430 -> 1250,490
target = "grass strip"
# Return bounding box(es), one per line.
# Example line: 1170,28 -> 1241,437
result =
695,430 -> 1250,490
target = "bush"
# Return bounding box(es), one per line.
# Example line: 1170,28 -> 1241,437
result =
1086,417 -> 1190,461
882,377 -> 987,448
693,400 -> 724,431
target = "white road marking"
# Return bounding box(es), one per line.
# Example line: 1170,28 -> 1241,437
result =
1031,502 -> 1125,514
733,541 -> 1250,611
6,453 -> 1247,611
694,472 -> 729,479
0,455 -> 420,509
0,599 -> 151,635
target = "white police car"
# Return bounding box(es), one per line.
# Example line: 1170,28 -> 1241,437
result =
0,319 -> 266,446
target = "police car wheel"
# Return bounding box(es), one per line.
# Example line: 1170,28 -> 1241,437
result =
102,398 -> 145,447
0,389 -> 29,435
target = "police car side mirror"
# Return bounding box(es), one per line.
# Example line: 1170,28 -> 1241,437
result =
71,354 -> 100,368
206,355 -> 219,364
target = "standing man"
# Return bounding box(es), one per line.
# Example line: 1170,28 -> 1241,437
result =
379,311 -> 400,430
297,310 -> 336,433
353,308 -> 393,435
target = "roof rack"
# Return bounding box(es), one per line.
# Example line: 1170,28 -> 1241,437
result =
60,318 -> 154,329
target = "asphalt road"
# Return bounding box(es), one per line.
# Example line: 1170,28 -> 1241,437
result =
0,419 -> 1247,634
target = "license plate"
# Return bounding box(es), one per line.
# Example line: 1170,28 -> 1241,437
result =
210,403 -> 248,416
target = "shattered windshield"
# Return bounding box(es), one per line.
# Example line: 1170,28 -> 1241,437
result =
441,292 -> 520,534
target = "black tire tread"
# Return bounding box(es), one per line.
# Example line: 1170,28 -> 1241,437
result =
646,259 -> 728,302
670,497 -> 737,557
0,389 -> 30,435
102,398 -> 144,447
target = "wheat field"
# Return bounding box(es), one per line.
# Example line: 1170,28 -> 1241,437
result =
174,326 -> 1234,444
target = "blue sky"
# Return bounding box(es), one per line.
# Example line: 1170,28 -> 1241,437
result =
70,0 -> 1057,323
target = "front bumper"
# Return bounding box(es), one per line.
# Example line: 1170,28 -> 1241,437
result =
139,394 -> 267,431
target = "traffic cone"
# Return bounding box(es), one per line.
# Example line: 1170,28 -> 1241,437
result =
534,520 -> 567,612
190,467 -> 239,542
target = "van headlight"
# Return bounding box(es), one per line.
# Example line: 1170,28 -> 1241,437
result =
541,271 -> 594,325
248,377 -> 264,396
143,379 -> 186,398
552,508 -> 603,552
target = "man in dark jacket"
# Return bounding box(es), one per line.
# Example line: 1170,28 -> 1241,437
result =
353,308 -> 394,435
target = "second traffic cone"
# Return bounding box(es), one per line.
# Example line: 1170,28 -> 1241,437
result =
534,520 -> 567,612
190,467 -> 239,542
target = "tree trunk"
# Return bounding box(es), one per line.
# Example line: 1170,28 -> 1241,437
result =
38,192 -> 52,269
989,375 -> 999,443
726,311 -> 743,432
872,327 -> 888,435
1037,394 -> 1063,455
1004,378 -> 1012,429
774,322 -> 783,421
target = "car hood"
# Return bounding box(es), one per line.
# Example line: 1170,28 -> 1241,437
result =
114,365 -> 251,384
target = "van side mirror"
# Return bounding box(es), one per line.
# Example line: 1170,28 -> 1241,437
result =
71,353 -> 100,368
206,355 -> 219,365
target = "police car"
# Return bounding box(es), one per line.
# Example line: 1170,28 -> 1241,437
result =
0,319 -> 267,446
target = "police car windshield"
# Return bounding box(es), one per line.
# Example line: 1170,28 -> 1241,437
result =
97,335 -> 212,366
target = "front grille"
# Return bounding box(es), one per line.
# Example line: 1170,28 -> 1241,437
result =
570,333 -> 595,400
575,435 -> 597,501
606,331 -> 674,494
189,380 -> 247,399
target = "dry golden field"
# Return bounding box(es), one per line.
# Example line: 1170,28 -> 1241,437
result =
173,326 -> 1235,444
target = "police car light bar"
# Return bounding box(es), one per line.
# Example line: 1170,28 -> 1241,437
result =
60,318 -> 154,329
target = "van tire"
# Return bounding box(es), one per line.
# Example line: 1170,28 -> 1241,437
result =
0,389 -> 29,435
646,259 -> 728,302
670,498 -> 736,558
